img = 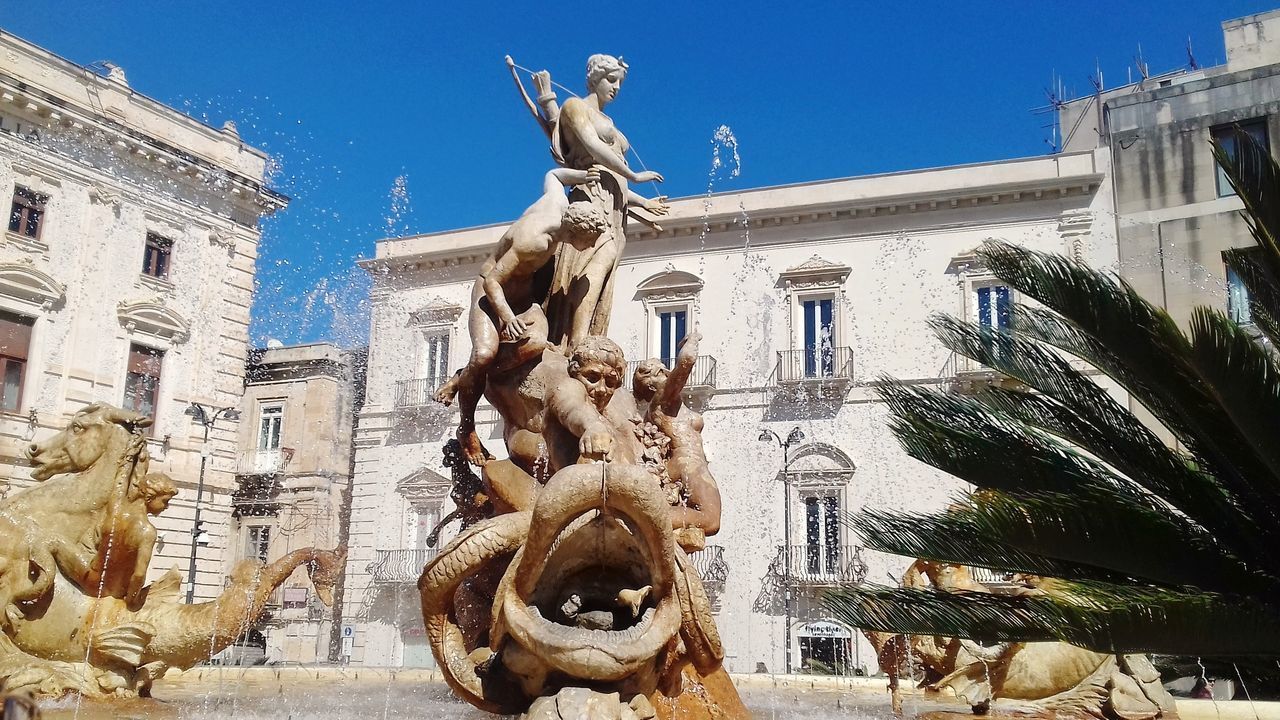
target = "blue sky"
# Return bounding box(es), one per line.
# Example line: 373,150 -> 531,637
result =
4,1 -> 1274,346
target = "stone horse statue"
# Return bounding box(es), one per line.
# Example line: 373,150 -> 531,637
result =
0,403 -> 344,698
863,559 -> 1176,720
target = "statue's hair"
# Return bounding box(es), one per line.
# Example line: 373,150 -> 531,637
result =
586,54 -> 628,89
140,471 -> 177,498
633,358 -> 668,380
561,201 -> 609,236
569,336 -> 626,377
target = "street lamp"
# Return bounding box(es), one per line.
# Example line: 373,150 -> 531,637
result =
184,401 -> 240,604
758,425 -> 804,674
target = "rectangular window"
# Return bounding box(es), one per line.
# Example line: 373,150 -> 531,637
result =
257,403 -> 283,451
142,233 -> 173,279
802,297 -> 835,378
8,186 -> 48,240
245,525 -> 271,563
1213,120 -> 1270,198
658,308 -> 687,367
123,344 -> 163,419
420,333 -> 449,385
803,495 -> 842,575
976,285 -> 1012,331
1227,265 -> 1253,325
0,311 -> 33,413
413,505 -> 441,551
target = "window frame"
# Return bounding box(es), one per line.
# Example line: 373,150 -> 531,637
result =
795,290 -> 839,378
419,331 -> 450,386
0,310 -> 33,414
257,401 -> 284,452
8,186 -> 48,241
1212,119 -> 1270,199
651,302 -> 691,367
123,343 -> 164,423
142,232 -> 174,280
244,523 -> 272,564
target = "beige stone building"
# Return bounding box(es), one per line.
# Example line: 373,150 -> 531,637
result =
343,148 -> 1121,673
233,342 -> 365,663
0,31 -> 286,601
1060,9 -> 1280,331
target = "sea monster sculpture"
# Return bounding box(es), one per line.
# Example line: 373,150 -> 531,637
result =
420,53 -> 741,720
863,559 -> 1176,719
0,402 -> 343,698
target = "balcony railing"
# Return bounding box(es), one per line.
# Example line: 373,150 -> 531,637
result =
773,544 -> 868,587
623,355 -> 717,392
688,545 -> 728,585
235,448 -> 293,476
772,347 -> 854,385
394,376 -> 444,408
368,548 -> 438,584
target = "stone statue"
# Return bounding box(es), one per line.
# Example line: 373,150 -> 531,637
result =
0,403 -> 344,698
864,559 -> 1176,719
630,333 -> 722,551
534,54 -> 668,348
435,167 -> 611,465
418,55 -> 741,720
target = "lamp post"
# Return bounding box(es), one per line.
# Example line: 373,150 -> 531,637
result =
758,425 -> 804,675
184,402 -> 240,604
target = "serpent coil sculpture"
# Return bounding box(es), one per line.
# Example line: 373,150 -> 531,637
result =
421,54 -> 744,720
0,403 -> 343,698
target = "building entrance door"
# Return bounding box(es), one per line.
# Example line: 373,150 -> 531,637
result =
797,620 -> 855,675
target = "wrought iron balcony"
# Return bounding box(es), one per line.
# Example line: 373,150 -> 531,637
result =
368,548 -> 438,584
235,448 -> 293,476
394,376 -> 445,408
689,545 -> 728,585
623,355 -> 717,394
772,544 -> 868,587
772,347 -> 854,384
941,351 -> 1026,395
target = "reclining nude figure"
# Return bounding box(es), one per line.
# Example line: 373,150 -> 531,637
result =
632,333 -> 722,547
435,167 -> 611,465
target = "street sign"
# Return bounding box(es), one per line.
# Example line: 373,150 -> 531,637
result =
342,625 -> 355,638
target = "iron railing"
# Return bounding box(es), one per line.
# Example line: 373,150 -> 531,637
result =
774,544 -> 868,586
772,347 -> 854,384
689,545 -> 728,585
368,548 -> 438,584
235,448 -> 292,475
394,376 -> 444,408
623,355 -> 717,391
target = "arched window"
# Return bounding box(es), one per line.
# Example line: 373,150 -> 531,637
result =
635,270 -> 703,366
786,443 -> 855,579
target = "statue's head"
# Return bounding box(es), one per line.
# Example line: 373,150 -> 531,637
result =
568,336 -> 625,411
586,54 -> 627,106
558,201 -> 609,250
27,402 -> 152,481
139,472 -> 177,515
632,359 -> 669,402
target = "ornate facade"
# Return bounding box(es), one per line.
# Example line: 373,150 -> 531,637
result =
345,148 -> 1123,673
0,32 -> 286,601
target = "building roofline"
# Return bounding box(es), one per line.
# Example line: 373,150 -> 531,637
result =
372,150 -> 1101,247
360,150 -> 1103,272
0,29 -> 272,162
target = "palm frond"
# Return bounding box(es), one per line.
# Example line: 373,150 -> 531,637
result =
827,583 -> 1280,656
852,506 -> 1130,585
931,314 -> 1275,550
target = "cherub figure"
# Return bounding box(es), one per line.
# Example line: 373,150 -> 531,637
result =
632,333 -> 722,547
544,336 -> 634,471
435,168 -> 610,466
53,472 -> 176,609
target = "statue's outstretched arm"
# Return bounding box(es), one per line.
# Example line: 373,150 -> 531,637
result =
506,56 -> 552,139
657,332 -> 700,416
544,167 -> 601,195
